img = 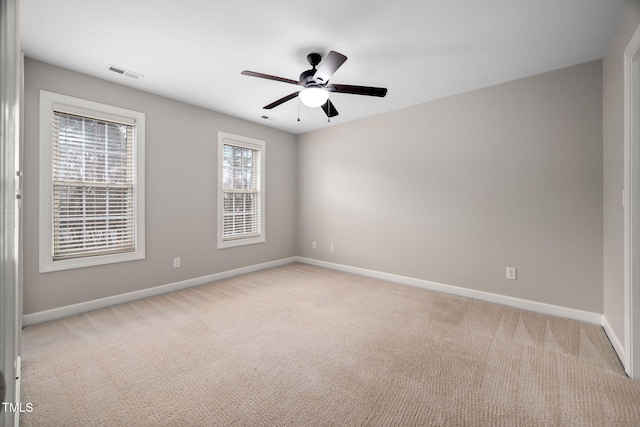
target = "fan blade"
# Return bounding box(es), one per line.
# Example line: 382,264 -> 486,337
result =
321,99 -> 339,118
264,91 -> 300,109
241,70 -> 302,86
327,84 -> 387,97
313,51 -> 347,84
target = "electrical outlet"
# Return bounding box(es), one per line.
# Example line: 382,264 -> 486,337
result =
312,241 -> 317,250
330,243 -> 335,252
506,267 -> 517,280
173,257 -> 181,268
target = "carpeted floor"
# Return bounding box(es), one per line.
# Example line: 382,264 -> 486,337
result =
20,263 -> 640,426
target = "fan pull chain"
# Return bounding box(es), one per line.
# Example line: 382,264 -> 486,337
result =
297,98 -> 300,122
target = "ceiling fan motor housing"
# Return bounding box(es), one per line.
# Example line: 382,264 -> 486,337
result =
300,69 -> 318,86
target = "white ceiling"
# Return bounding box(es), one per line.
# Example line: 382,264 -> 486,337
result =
21,0 -> 626,135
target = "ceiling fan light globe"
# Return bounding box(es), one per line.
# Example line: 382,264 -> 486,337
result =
299,87 -> 329,108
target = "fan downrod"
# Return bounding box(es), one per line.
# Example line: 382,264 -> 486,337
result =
300,52 -> 322,85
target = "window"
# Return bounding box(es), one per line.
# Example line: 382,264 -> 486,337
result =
39,91 -> 145,272
217,132 -> 265,248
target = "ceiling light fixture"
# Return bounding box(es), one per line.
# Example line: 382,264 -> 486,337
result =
298,86 -> 329,108
241,50 -> 387,120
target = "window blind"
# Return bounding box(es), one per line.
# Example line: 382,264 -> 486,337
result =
221,143 -> 261,240
52,111 -> 135,260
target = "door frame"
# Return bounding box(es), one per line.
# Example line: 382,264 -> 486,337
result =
623,23 -> 640,381
0,0 -> 23,425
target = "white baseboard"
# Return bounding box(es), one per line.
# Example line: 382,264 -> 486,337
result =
295,256 -> 603,325
24,255 -> 605,329
22,257 -> 297,326
602,315 -> 626,364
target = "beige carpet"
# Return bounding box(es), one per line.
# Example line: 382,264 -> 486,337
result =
20,263 -> 640,426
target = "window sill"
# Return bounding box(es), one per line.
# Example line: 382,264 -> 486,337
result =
217,235 -> 265,249
39,250 -> 145,273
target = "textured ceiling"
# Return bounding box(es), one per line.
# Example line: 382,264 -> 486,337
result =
21,0 -> 626,135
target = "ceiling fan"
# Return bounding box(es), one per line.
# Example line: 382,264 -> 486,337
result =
241,51 -> 387,119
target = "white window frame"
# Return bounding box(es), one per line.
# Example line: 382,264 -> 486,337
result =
217,131 -> 265,249
39,90 -> 145,272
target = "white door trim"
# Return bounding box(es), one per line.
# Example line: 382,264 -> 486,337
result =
0,0 -> 23,425
623,23 -> 640,381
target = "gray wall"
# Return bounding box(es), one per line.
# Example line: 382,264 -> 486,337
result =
24,54 -> 608,317
297,60 -> 604,313
603,0 -> 640,346
23,58 -> 297,314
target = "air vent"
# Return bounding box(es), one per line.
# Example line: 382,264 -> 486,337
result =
106,64 -> 143,80
108,66 -> 125,74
